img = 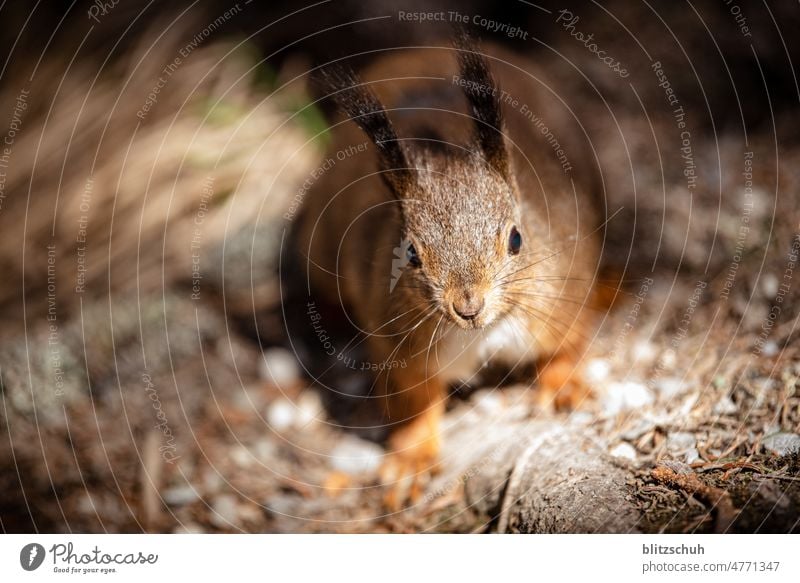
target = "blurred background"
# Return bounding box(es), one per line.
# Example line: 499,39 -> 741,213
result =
0,1 -> 799,533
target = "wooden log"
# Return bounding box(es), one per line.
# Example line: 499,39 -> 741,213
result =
425,405 -> 642,533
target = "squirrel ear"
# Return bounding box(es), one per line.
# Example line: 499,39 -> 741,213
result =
454,29 -> 510,180
318,65 -> 414,197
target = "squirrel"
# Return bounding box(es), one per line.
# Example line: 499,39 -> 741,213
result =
291,31 -> 603,509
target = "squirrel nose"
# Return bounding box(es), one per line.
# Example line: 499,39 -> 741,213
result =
452,294 -> 485,321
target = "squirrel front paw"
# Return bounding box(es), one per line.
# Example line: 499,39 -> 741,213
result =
379,406 -> 442,511
536,352 -> 592,411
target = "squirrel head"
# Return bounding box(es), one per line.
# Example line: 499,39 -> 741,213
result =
323,32 -> 528,331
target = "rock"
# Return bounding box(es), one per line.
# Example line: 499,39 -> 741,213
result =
761,341 -> 779,358
266,398 -> 296,432
761,274 -> 779,297
260,348 -> 299,387
203,470 -> 224,492
328,436 -> 384,475
163,485 -> 200,506
667,432 -> 696,453
602,381 -> 653,415
253,438 -> 276,462
609,442 -> 637,461
238,504 -> 265,524
569,411 -> 594,426
296,391 -> 324,427
655,377 -> 684,399
713,396 -> 738,415
210,494 -> 240,529
231,445 -> 254,468
632,342 -> 657,364
659,349 -> 676,369
684,448 -> 700,464
265,495 -> 300,516
762,432 -> 800,456
265,391 -> 324,431
621,417 -> 657,440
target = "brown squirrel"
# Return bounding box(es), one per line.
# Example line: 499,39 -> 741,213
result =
292,32 -> 602,508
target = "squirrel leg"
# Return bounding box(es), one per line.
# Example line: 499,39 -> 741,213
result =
535,351 -> 591,411
377,365 -> 445,511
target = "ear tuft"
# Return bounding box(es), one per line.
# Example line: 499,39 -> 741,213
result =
318,65 -> 413,196
453,28 -> 510,179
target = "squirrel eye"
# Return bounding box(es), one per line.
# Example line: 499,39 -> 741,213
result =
508,226 -> 522,255
406,243 -> 422,267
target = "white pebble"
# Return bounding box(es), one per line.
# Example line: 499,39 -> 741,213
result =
162,485 -> 200,506
684,448 -> 700,464
328,436 -> 384,475
585,358 -> 611,383
667,432 -> 696,452
569,411 -> 594,426
296,391 -> 324,427
632,342 -> 657,363
762,432 -> 800,456
210,494 -> 240,529
659,349 -> 676,369
761,274 -> 779,298
762,341 -> 779,357
602,381 -> 654,415
254,438 -> 276,462
266,398 -> 296,432
655,377 -> 685,399
713,396 -> 738,415
473,390 -> 503,415
260,348 -> 299,387
609,442 -> 637,461
231,446 -> 254,468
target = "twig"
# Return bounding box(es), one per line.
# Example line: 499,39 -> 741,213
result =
651,464 -> 737,533
754,473 -> 800,483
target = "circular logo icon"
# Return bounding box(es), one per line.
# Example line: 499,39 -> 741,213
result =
19,543 -> 46,571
